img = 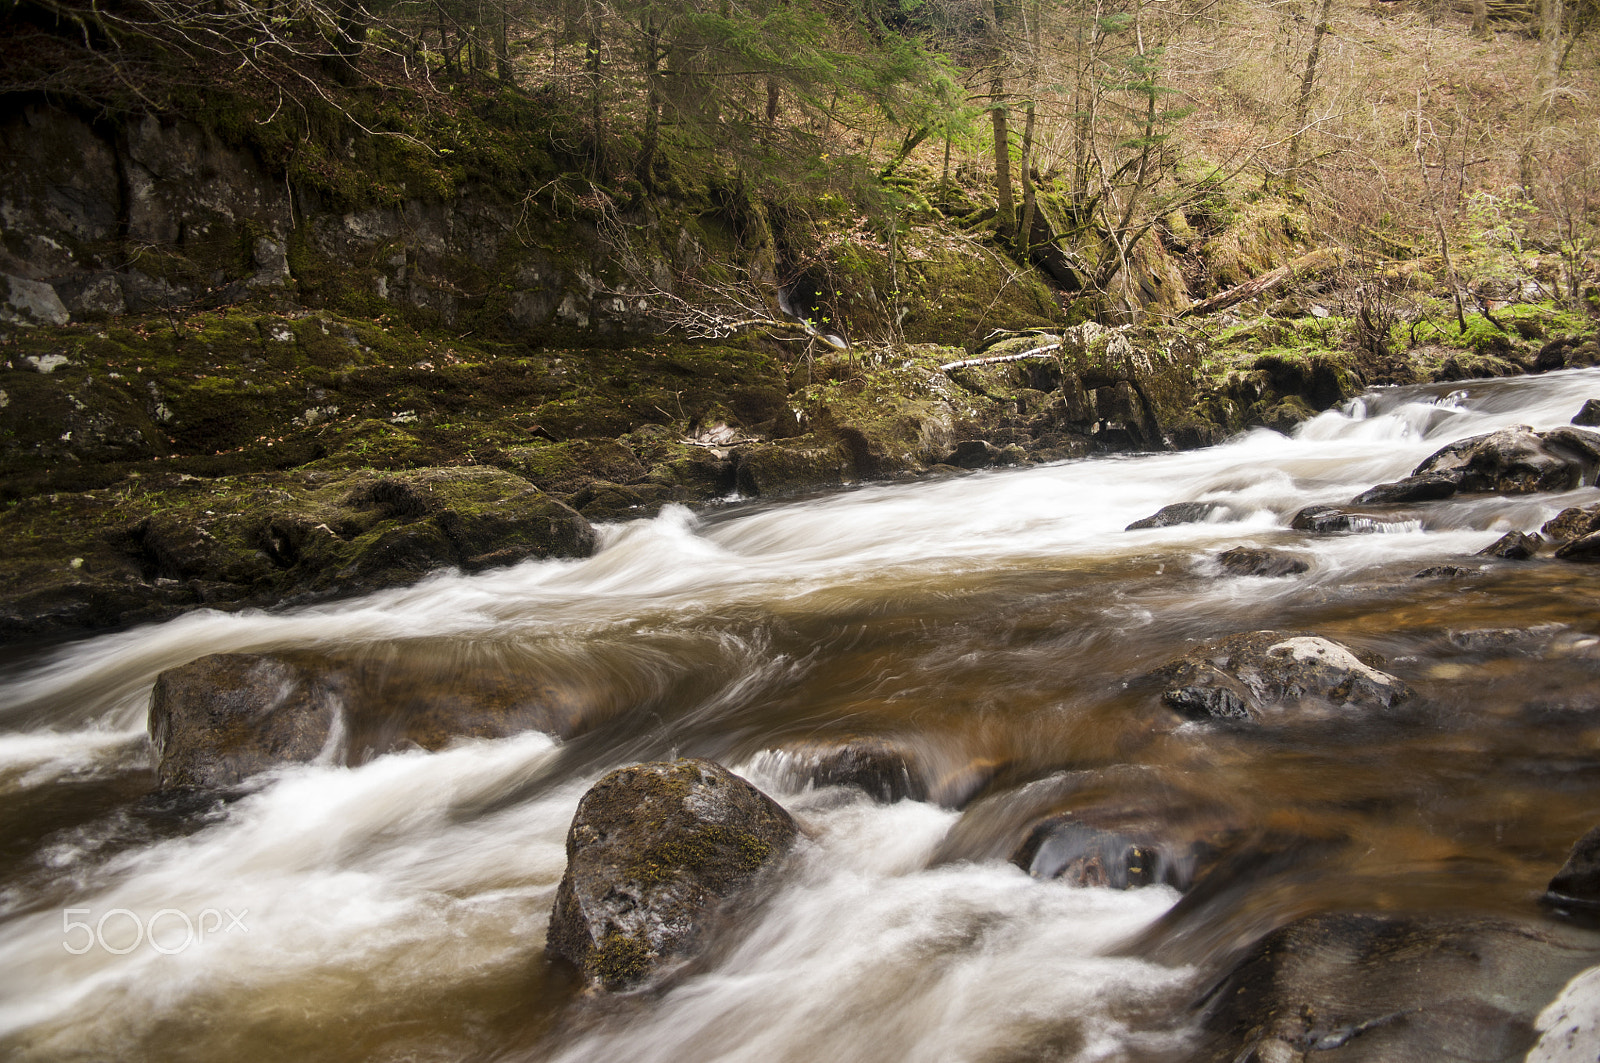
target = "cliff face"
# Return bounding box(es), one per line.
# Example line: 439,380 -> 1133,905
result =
0,104 -> 649,337
0,103 -> 1078,347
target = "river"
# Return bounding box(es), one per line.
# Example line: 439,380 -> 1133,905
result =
2,367 -> 1599,1062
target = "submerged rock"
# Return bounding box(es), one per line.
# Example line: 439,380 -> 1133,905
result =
1196,913 -> 1600,1063
1152,630 -> 1413,723
1414,564 -> 1471,579
1011,818 -> 1195,890
1447,624 -> 1566,653
1409,425 -> 1600,495
546,759 -> 798,990
149,653 -> 344,790
1217,547 -> 1309,578
931,764 -> 1233,892
148,650 -> 605,789
1127,501 -> 1228,530
757,737 -> 998,808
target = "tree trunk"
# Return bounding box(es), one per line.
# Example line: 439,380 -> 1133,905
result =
1537,0 -> 1565,107
1017,0 -> 1041,259
1018,100 -> 1037,257
496,6 -> 513,83
1285,0 -> 1333,193
991,76 -> 1015,242
586,0 -> 607,178
635,17 -> 663,189
986,0 -> 1015,243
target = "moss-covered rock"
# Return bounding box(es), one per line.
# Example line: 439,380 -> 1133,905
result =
546,759 -> 798,990
0,463 -> 595,642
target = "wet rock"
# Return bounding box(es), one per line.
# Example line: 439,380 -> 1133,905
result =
1574,399 -> 1600,428
933,765 -> 1232,890
1351,473 -> 1458,505
1217,547 -> 1309,578
1479,530 -> 1542,560
1556,530 -> 1600,563
1542,504 -> 1600,545
1127,501 -> 1227,530
1289,504 -> 1418,534
1414,565 -> 1471,579
546,759 -> 798,990
764,737 -> 922,803
1152,630 -> 1413,723
149,653 -> 344,790
1546,825 -> 1600,920
1288,504 -> 1356,533
759,737 -> 998,808
1011,819 -> 1191,890
148,650 -> 608,789
1528,965 -> 1600,1063
1409,425 -> 1600,495
947,439 -> 1002,469
1196,913 -> 1600,1063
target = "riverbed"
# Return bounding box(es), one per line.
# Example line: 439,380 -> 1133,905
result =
3,368 -> 1600,1062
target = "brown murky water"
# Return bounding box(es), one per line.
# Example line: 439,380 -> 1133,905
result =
2,368 -> 1599,1062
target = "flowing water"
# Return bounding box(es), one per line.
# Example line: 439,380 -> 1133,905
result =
3,368 -> 1600,1062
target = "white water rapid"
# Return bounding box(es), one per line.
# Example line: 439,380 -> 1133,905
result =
2,367 -> 1600,1062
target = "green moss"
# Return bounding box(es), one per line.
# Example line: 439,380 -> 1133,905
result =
593,932 -> 653,989
630,824 -> 774,887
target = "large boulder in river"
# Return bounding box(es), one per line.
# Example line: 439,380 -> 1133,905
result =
1407,425 -> 1600,495
149,653 -> 345,790
546,759 -> 798,990
149,649 -> 607,789
1195,913 -> 1600,1063
1151,631 -> 1412,722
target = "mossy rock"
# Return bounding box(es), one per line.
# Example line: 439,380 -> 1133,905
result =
732,437 -> 854,496
546,759 -> 798,990
0,464 -> 596,641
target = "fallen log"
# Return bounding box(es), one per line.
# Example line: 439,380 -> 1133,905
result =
1179,247 -> 1344,319
938,342 -> 1063,372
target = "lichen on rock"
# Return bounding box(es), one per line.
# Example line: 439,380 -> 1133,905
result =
546,758 -> 799,990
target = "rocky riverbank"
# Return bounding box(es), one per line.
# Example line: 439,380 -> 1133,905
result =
4,302 -> 1599,643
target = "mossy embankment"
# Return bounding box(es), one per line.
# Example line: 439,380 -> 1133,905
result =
6,276 -> 1595,644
